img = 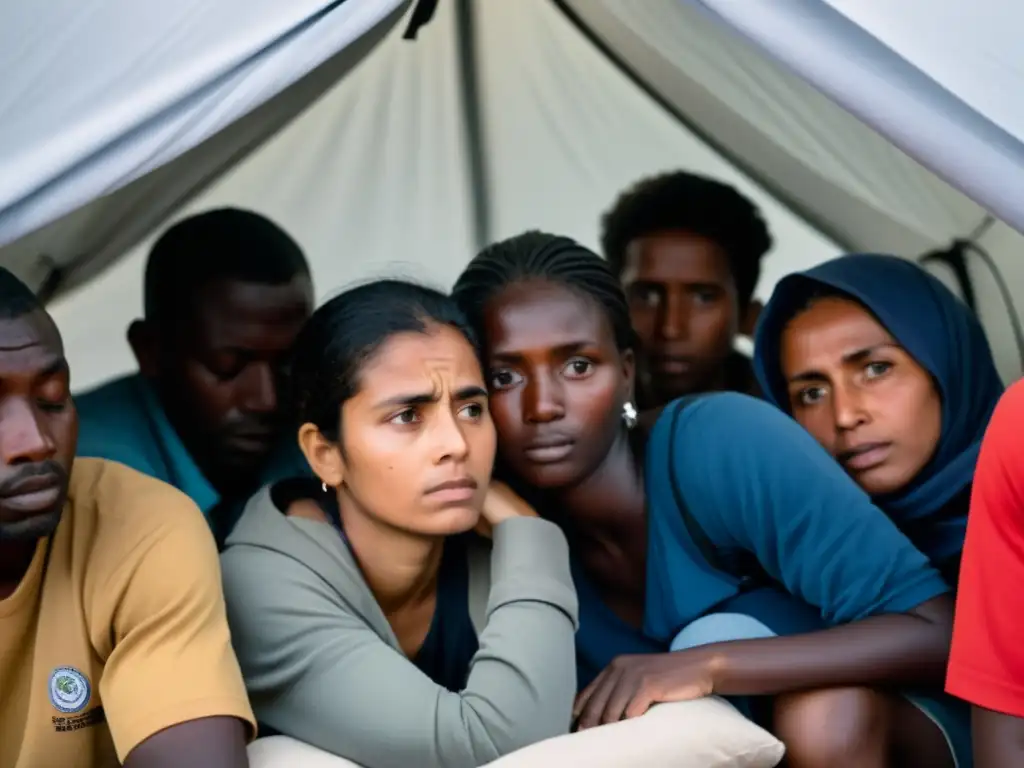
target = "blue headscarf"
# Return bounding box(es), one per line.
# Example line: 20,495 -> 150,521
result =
752,254 -> 1003,558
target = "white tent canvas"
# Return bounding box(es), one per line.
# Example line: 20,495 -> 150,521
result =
1,0 -> 1022,391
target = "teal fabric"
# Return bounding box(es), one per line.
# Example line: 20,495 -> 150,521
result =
76,373 -> 300,541
76,373 -> 220,514
573,393 -> 951,691
641,393 -> 951,643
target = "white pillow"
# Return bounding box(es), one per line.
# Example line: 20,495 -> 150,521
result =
486,696 -> 784,768
246,697 -> 784,768
248,736 -> 365,767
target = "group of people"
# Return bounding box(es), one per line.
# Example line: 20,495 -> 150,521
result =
1,170 -> 1021,768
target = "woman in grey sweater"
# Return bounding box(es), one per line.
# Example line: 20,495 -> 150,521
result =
220,281 -> 579,768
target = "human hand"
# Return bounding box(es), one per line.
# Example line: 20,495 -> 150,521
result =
573,651 -> 720,730
474,481 -> 537,537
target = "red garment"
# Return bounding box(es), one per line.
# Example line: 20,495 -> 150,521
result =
947,378 -> 1024,716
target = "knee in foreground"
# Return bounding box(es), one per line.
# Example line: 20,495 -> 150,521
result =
773,687 -> 890,767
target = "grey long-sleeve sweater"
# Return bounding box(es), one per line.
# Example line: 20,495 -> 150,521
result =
220,485 -> 579,768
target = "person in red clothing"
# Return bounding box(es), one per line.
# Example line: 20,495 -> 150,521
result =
947,377 -> 1024,765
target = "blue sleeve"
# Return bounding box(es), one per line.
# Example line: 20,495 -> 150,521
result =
669,393 -> 950,624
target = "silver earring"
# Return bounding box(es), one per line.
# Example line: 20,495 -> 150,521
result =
322,482 -> 329,493
622,401 -> 638,430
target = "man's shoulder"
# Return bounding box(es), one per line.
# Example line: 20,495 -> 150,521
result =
75,373 -> 151,448
74,374 -> 174,480
74,373 -> 145,414
68,458 -> 210,556
55,461 -> 217,653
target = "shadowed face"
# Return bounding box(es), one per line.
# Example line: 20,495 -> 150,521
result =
781,296 -> 942,496
621,231 -> 742,403
147,275 -> 313,491
482,280 -> 634,490
0,310 -> 76,542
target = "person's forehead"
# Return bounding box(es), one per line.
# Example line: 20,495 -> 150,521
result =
357,327 -> 483,394
0,312 -> 65,377
196,276 -> 312,320
486,282 -> 610,352
784,299 -> 892,365
187,276 -> 312,346
623,231 -> 732,284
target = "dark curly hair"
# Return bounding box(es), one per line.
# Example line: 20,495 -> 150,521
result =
600,171 -> 772,308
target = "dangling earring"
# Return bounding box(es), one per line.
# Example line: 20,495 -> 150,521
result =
322,482 -> 329,493
622,401 -> 638,430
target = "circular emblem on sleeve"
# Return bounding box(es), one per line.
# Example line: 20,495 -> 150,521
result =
49,667 -> 91,714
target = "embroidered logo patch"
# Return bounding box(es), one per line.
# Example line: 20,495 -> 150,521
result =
49,667 -> 91,714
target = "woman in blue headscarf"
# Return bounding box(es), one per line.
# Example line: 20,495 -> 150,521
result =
753,253 -> 1004,587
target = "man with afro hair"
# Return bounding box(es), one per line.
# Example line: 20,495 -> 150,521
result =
601,171 -> 772,407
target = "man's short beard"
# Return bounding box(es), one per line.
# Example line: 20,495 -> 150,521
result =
0,508 -> 62,541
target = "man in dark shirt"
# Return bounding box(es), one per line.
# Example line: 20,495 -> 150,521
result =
75,208 -> 314,543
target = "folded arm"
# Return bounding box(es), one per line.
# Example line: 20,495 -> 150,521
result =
222,517 -> 578,768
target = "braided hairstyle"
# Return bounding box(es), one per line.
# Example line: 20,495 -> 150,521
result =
452,231 -> 636,355
452,232 -> 645,490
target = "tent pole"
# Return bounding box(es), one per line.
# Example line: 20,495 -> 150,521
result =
454,0 -> 491,250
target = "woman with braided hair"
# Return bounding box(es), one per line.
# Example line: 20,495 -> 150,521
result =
451,231 -> 965,768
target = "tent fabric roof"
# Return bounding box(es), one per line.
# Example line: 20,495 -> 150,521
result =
0,0 -> 408,294
824,0 -> 1024,149
1,0 -> 1021,390
694,0 -> 1024,238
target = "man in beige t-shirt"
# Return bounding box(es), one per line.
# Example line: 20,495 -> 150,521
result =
0,267 -> 254,767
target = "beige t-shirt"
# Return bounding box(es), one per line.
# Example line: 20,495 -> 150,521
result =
0,458 -> 255,767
